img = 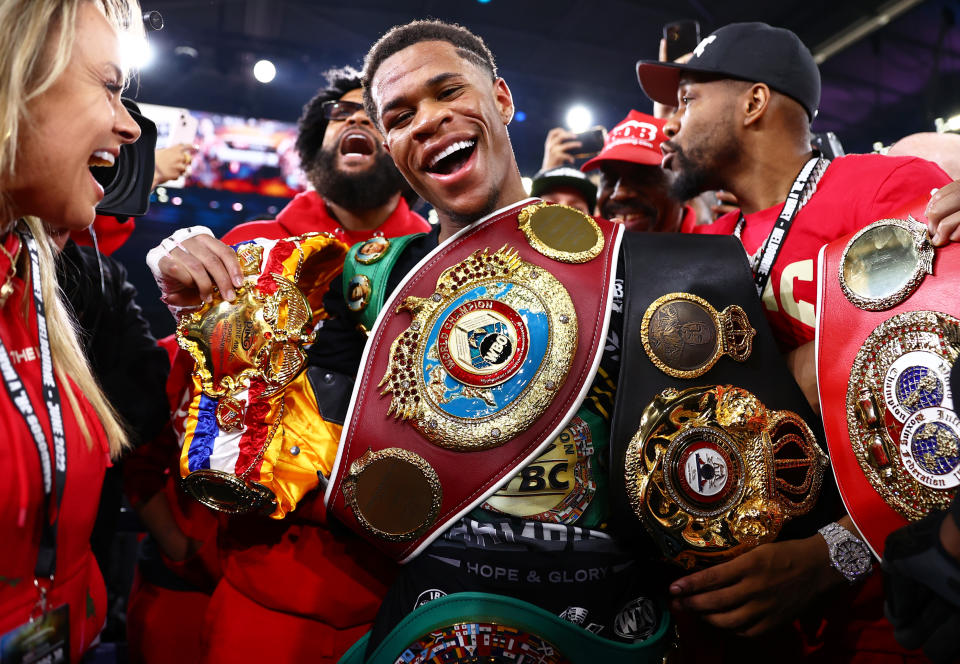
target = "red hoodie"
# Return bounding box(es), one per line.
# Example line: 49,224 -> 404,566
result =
223,190 -> 429,245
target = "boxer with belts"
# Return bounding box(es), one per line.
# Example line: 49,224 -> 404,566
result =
327,20 -> 829,663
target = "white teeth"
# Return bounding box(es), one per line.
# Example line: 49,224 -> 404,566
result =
89,150 -> 115,167
429,140 -> 475,169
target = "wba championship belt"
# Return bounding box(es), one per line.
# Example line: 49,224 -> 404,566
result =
325,200 -> 622,561
817,198 -> 960,556
626,385 -> 825,569
175,233 -> 347,518
610,233 -> 832,568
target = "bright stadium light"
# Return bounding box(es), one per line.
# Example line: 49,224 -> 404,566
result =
120,31 -> 154,70
564,105 -> 593,133
253,59 -> 276,84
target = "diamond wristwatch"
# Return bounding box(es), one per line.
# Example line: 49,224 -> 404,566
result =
818,522 -> 874,583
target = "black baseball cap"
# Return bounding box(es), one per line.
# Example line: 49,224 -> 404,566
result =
636,22 -> 820,121
530,167 -> 597,211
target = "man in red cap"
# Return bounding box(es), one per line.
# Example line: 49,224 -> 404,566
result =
581,110 -> 697,233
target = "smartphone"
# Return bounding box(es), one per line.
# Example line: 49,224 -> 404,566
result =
663,20 -> 701,62
169,110 -> 199,147
572,128 -> 606,158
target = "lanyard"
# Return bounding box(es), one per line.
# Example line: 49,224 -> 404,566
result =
0,228 -> 67,585
742,155 -> 822,297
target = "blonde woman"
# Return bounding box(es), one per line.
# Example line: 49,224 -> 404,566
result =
0,0 -> 141,659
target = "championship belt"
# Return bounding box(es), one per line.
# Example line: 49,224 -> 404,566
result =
817,197 -> 960,556
343,232 -> 427,332
339,592 -> 672,664
611,233 -> 830,569
325,200 -> 622,561
175,232 -> 347,518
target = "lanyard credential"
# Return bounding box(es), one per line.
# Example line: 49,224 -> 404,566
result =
0,227 -> 67,613
744,155 -> 822,297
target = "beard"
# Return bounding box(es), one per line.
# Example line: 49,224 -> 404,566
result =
668,144 -> 713,202
666,123 -> 740,202
309,145 -> 407,211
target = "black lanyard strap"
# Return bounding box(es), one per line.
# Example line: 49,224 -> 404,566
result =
743,155 -> 822,297
0,228 -> 67,581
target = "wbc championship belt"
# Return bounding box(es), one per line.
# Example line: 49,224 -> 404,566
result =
175,232 -> 347,518
325,200 -> 622,561
610,233 -> 830,569
817,197 -> 960,556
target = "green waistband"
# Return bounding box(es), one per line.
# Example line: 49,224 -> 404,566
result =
338,591 -> 672,664
342,233 -> 427,332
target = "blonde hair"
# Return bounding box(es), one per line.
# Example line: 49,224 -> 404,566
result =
1,0 -> 143,457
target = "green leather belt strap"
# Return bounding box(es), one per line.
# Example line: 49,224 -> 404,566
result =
337,591 -> 672,664
342,233 -> 427,332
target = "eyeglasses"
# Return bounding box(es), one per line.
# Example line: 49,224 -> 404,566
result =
321,100 -> 365,121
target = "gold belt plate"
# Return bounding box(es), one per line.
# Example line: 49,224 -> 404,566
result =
641,292 -> 755,379
378,246 -> 578,451
625,385 -> 827,569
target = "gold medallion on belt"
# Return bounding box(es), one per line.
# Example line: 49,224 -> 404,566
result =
625,385 -> 827,569
641,292 -> 756,379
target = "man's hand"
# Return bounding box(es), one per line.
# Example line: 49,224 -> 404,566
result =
927,180 -> 960,246
149,231 -> 243,308
711,190 -> 739,220
541,127 -> 581,170
786,340 -> 819,413
137,491 -> 202,563
153,143 -> 197,189
669,534 -> 841,636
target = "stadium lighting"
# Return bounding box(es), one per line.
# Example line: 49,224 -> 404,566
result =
253,59 -> 276,84
564,105 -> 593,134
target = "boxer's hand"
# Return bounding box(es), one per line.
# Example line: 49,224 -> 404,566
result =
668,534 -> 841,636
148,228 -> 243,308
927,180 -> 960,246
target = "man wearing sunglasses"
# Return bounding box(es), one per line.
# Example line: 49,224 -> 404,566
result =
221,66 -> 429,246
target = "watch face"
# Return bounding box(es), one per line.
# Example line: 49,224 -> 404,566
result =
836,540 -> 872,577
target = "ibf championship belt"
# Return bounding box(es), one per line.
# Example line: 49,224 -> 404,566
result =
610,232 -> 830,569
175,233 -> 347,518
325,200 -> 622,561
818,198 -> 960,556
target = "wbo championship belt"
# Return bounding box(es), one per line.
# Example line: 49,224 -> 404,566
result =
817,197 -> 960,556
175,232 -> 347,518
610,233 -> 830,569
325,200 -> 623,561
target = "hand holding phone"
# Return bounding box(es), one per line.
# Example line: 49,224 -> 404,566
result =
663,20 -> 701,62
541,127 -> 607,170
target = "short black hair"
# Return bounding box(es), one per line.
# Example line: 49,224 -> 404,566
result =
296,66 -> 362,176
361,20 -> 497,128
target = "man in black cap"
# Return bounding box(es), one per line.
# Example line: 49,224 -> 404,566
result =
529,166 -> 597,215
636,20 -> 954,657
637,22 -> 949,353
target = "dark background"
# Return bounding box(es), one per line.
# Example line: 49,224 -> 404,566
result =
132,0 -> 960,168
116,0 -> 960,337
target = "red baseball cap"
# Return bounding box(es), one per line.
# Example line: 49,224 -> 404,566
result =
581,110 -> 667,172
